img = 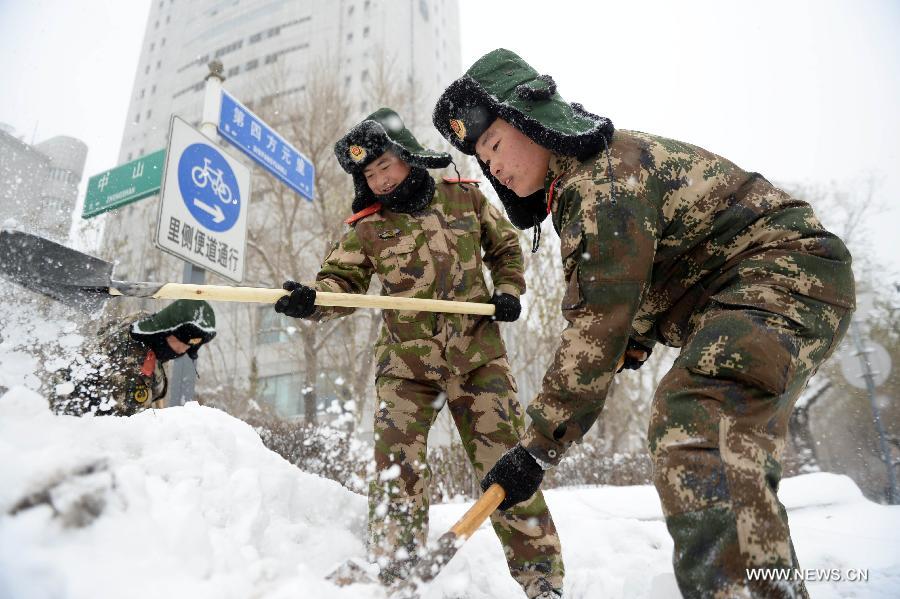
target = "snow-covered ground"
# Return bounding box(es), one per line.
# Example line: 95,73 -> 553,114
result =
1,386 -> 899,599
1,297 -> 898,598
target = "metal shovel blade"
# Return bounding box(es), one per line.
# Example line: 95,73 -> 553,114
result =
327,485 -> 506,597
325,556 -> 380,586
0,229 -> 115,312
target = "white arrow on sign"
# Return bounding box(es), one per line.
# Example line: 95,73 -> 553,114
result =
193,198 -> 225,223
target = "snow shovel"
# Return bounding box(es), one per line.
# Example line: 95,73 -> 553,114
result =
326,483 -> 507,596
0,229 -> 496,316
329,354 -> 626,596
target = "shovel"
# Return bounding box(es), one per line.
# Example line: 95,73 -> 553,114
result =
0,229 -> 496,316
331,352 -> 628,596
327,483 -> 506,597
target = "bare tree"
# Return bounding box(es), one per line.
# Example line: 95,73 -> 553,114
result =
203,53 -> 427,428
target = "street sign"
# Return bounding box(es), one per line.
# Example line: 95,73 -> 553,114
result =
155,116 -> 250,282
82,149 -> 165,218
217,90 -> 314,201
839,339 -> 892,390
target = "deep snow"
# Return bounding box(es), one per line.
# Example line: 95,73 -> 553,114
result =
1,386 -> 899,599
1,294 -> 899,598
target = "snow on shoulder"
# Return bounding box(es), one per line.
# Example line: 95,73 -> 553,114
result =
0,388 -> 376,599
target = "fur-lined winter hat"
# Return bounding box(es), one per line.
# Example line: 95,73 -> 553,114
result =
432,48 -> 614,229
131,299 -> 216,361
335,108 -> 452,213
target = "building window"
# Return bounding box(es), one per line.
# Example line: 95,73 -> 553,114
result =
146,109 -> 152,119
151,84 -> 157,94
166,14 -> 171,23
258,307 -> 290,344
145,65 -> 150,74
361,69 -> 369,82
227,66 -> 239,77
258,373 -> 304,417
161,37 -> 166,46
154,20 -> 159,29
150,42 -> 155,51
258,373 -> 342,418
348,4 -> 355,14
267,26 -> 280,37
127,152 -> 133,161
140,88 -> 145,98
363,26 -> 369,38
345,75 -> 351,86
245,58 -> 259,71
156,60 -> 162,70
265,54 -> 277,64
250,32 -> 262,43
215,40 -> 243,58
135,112 -> 141,123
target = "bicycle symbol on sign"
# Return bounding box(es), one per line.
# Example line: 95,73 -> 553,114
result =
191,158 -> 236,205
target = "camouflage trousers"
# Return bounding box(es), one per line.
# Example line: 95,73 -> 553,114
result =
648,289 -> 852,599
369,357 -> 565,597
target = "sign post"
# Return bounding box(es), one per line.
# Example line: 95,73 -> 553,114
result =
841,320 -> 897,504
160,61 -> 251,405
82,150 -> 165,218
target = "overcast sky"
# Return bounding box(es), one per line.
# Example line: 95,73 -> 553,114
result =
1,0 -> 898,281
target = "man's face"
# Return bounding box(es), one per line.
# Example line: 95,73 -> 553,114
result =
166,335 -> 190,355
363,150 -> 411,195
475,118 -> 551,197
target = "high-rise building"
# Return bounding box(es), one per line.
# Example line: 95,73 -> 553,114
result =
119,0 -> 460,167
104,0 -> 462,420
0,125 -> 87,242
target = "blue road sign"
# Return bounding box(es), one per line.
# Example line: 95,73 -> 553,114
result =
218,90 -> 314,201
177,143 -> 241,232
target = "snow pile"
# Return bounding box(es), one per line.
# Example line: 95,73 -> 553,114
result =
0,390 -> 370,599
2,387 -> 899,599
1,289 -> 898,599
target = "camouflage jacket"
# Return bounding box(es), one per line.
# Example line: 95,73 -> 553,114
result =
50,313 -> 168,416
522,130 -> 855,464
309,178 -> 525,380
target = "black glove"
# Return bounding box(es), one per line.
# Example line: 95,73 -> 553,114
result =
618,338 -> 653,372
481,444 -> 544,511
274,280 -> 316,319
488,292 -> 521,322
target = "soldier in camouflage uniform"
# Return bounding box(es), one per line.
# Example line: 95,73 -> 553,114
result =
50,299 -> 216,416
274,108 -> 565,598
434,49 -> 855,598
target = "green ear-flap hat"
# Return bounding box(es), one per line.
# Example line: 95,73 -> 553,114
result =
334,107 -> 451,174
432,48 -> 614,229
131,299 -> 216,359
335,107 -> 451,214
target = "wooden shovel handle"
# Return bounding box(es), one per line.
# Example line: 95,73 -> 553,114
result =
130,283 -> 496,315
449,483 -> 506,540
420,358 -> 630,542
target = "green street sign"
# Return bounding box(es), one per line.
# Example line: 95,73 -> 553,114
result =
82,149 -> 165,219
